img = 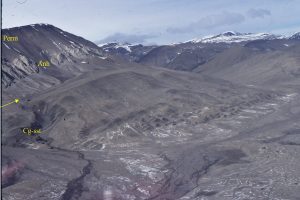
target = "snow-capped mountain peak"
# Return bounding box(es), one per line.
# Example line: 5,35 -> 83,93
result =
190,32 -> 284,44
290,32 -> 300,40
221,31 -> 241,36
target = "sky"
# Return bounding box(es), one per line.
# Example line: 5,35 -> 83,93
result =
2,0 -> 300,44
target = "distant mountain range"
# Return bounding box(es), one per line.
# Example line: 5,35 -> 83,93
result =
96,31 -> 300,61
96,30 -> 300,72
97,31 -> 300,49
2,24 -> 300,88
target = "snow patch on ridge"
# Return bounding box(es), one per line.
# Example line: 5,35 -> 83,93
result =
115,44 -> 132,52
98,43 -> 133,52
3,43 -> 11,49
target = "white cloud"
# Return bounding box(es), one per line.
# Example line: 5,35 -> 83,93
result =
167,11 -> 245,34
96,32 -> 157,44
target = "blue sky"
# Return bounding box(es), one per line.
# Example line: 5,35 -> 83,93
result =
3,0 -> 300,44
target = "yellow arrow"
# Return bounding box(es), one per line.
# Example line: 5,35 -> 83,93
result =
0,98 -> 20,108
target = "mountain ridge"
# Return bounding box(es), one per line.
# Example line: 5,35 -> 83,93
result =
1,24 -> 113,88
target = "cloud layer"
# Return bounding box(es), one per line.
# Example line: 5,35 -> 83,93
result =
96,32 -> 157,44
166,8 -> 272,35
167,12 -> 245,34
247,8 -> 271,18
4,0 -> 299,44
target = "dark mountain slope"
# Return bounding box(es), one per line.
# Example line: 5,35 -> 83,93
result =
196,39 -> 300,87
137,42 -> 230,71
3,65 -> 276,149
2,24 -> 111,87
99,42 -> 157,62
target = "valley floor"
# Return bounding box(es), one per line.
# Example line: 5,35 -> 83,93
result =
2,87 -> 300,200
